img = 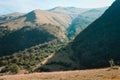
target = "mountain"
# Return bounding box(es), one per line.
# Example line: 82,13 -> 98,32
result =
0,5 -> 115,73
49,7 -> 89,19
0,7 -> 91,74
67,7 -> 108,38
0,12 -> 24,23
0,9 -> 72,30
0,7 -> 93,56
25,9 -> 72,28
0,9 -> 72,40
0,7 -> 90,57
0,7 -> 107,40
0,9 -> 72,56
80,7 -> 108,20
38,0 -> 120,71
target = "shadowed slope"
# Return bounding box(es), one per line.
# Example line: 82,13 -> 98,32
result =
0,26 -> 57,56
72,0 -> 120,68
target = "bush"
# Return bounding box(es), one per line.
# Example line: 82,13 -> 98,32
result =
1,64 -> 20,74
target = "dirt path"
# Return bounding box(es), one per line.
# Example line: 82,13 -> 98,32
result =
0,68 -> 120,80
32,53 -> 54,71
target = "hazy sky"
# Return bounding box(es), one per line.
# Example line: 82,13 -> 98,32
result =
0,0 -> 115,15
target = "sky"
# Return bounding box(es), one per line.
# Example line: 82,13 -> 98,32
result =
0,0 -> 115,15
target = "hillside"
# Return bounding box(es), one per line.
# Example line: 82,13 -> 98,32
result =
0,26 -> 58,56
38,0 -> 120,71
71,0 -> 120,68
67,7 -> 107,38
0,68 -> 120,80
0,12 -> 24,23
0,9 -> 71,56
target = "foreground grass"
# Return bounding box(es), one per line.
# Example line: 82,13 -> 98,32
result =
0,68 -> 120,80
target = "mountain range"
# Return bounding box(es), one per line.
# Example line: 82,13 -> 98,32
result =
0,7 -> 107,56
0,5 -> 113,74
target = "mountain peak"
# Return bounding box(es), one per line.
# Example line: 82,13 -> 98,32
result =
29,9 -> 47,15
25,9 -> 50,22
33,9 -> 46,13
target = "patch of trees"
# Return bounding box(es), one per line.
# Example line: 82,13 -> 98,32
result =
0,26 -> 57,56
0,40 -> 66,74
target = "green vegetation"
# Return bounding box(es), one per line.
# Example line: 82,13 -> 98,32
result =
0,26 -> 10,37
1,64 -> 20,74
0,26 -> 58,56
0,40 -> 66,73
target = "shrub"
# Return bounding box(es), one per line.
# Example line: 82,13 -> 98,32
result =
1,64 -> 20,74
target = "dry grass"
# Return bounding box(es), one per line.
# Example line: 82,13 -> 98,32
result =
0,68 -> 120,80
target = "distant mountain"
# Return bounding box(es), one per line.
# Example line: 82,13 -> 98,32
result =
38,0 -> 120,71
0,12 -> 24,23
67,7 -> 108,38
49,7 -> 89,19
80,7 -> 108,19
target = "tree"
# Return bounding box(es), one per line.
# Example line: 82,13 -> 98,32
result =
109,58 -> 115,68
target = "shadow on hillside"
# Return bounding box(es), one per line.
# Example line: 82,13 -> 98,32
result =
0,26 -> 56,56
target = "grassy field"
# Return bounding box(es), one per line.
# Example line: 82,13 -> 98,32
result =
0,68 -> 120,80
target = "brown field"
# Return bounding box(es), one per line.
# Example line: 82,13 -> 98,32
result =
0,68 -> 120,80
